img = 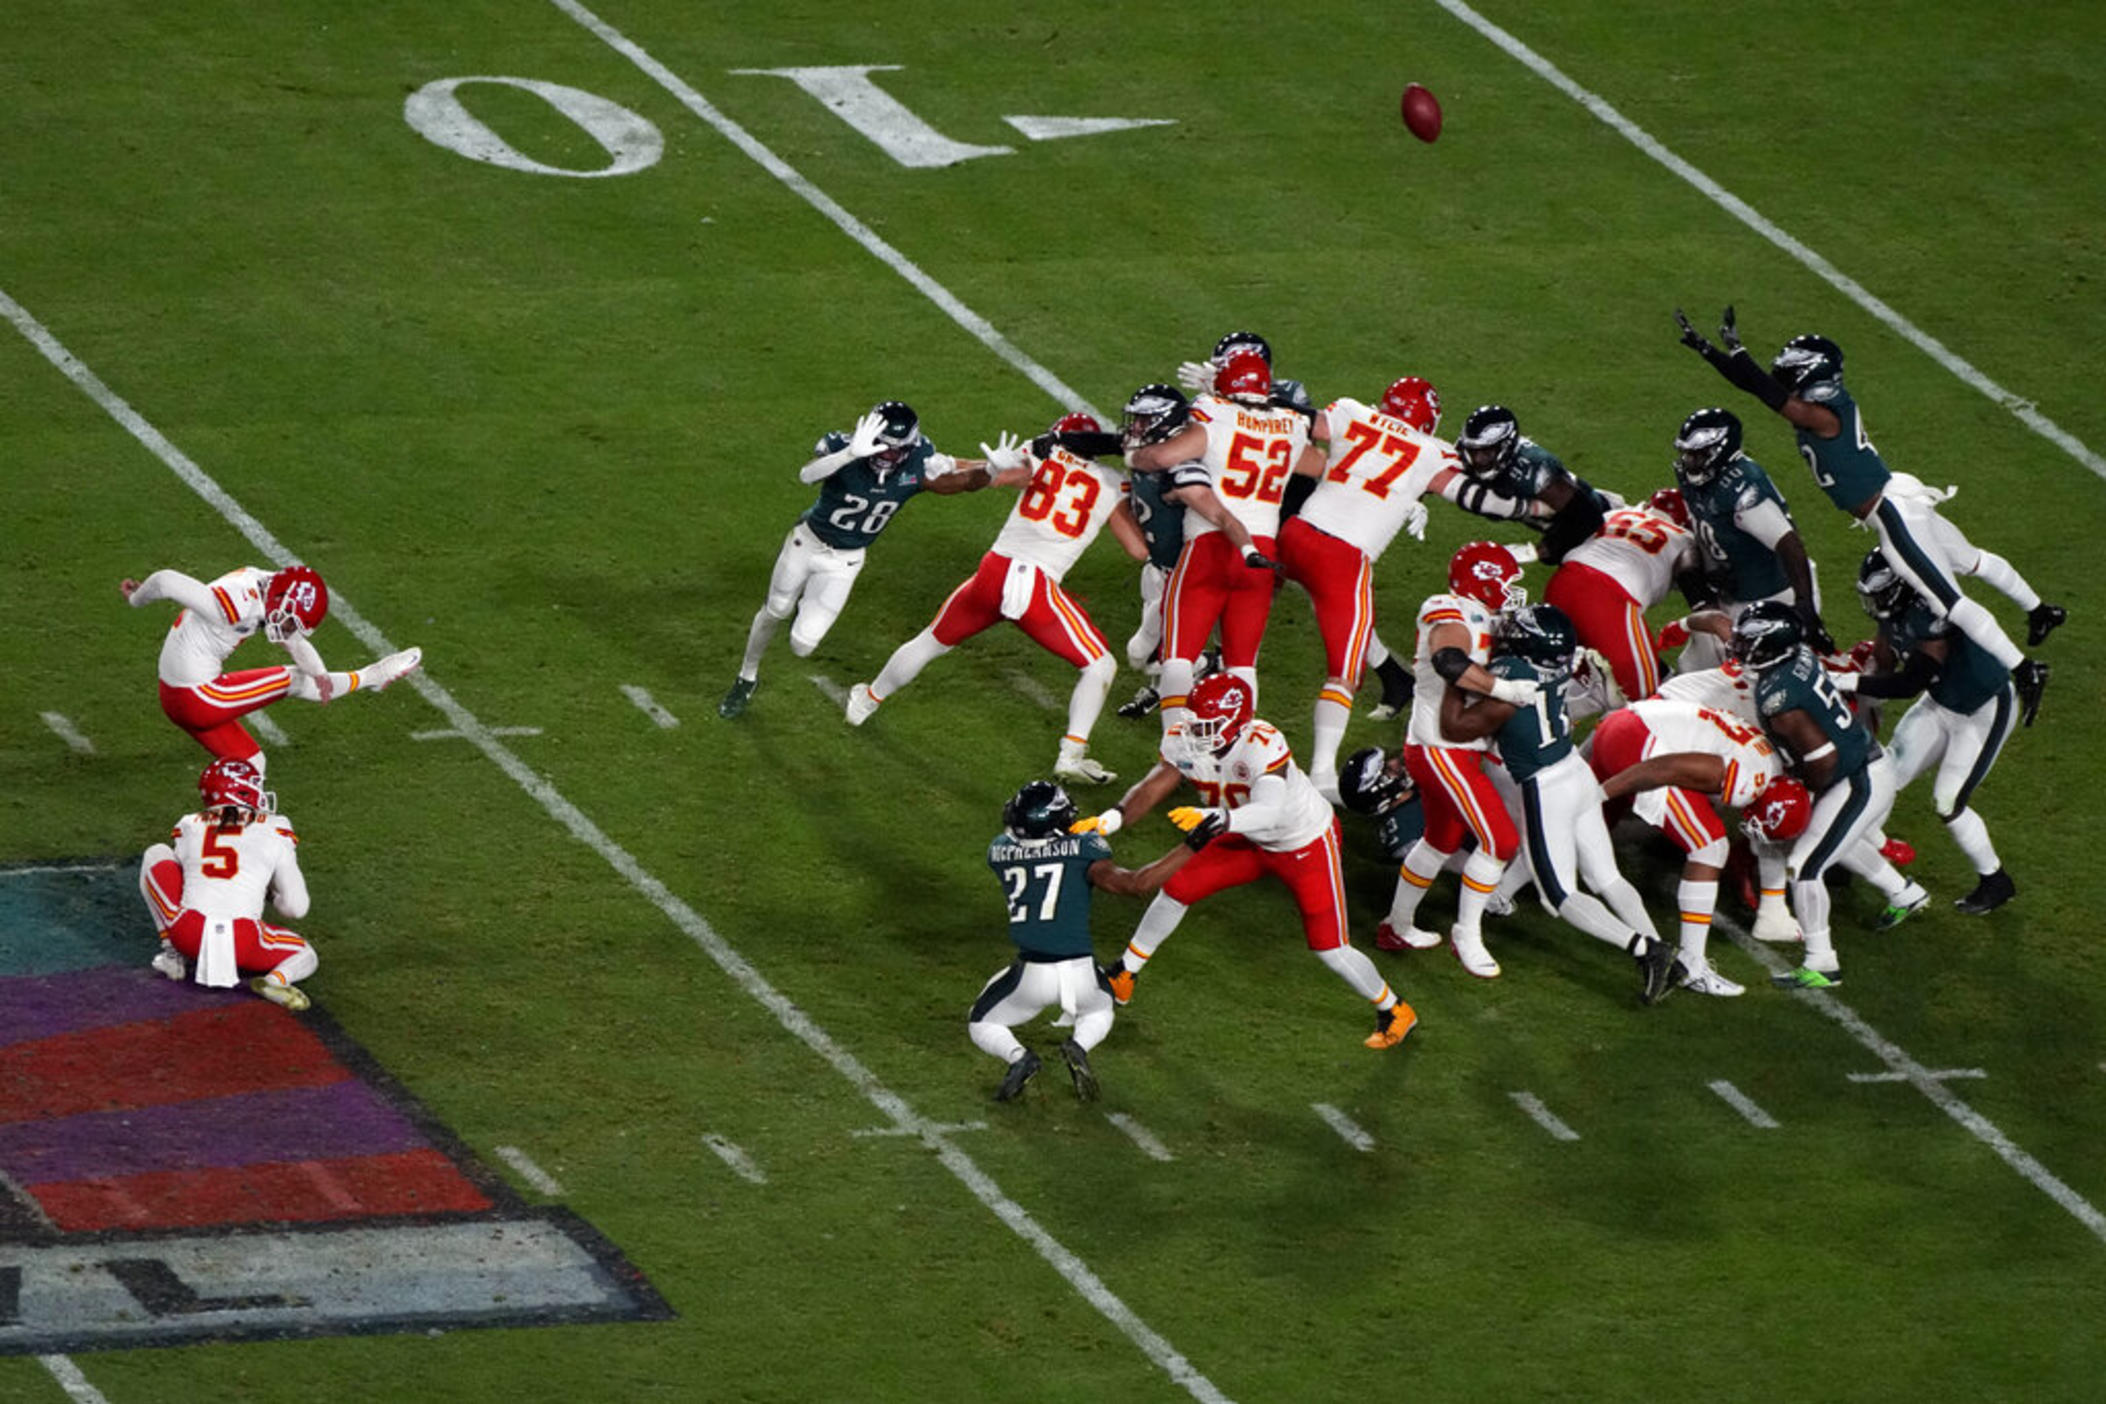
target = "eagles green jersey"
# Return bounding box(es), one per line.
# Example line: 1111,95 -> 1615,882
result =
1886,598 -> 2008,714
1473,441 -> 1614,519
800,431 -> 940,549
1683,456 -> 1794,601
1753,646 -> 1873,786
1488,653 -> 1572,783
986,831 -> 1112,960
1794,382 -> 1892,515
1127,467 -> 1186,570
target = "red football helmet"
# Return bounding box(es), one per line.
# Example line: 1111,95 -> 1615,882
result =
1182,672 -> 1256,755
1448,542 -> 1526,613
1377,376 -> 1442,434
1744,777 -> 1812,844
1647,487 -> 1691,529
1213,350 -> 1273,401
198,757 -> 272,815
264,565 -> 329,643
1049,411 -> 1103,437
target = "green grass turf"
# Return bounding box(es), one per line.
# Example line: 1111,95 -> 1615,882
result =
3,1 -> 2104,1399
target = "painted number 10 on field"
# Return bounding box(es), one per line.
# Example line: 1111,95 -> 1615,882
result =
404,66 -> 1173,177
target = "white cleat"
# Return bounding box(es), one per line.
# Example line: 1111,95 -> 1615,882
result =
248,974 -> 310,1012
1053,753 -> 1117,786
1310,775 -> 1342,807
1451,927 -> 1502,979
1750,908 -> 1802,943
1678,961 -> 1746,997
845,683 -> 880,726
150,943 -> 186,981
1484,891 -> 1517,919
365,647 -> 423,691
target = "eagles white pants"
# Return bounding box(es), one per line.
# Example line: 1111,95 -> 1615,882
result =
1789,753 -> 1898,883
1125,562 -> 1167,672
764,524 -> 867,654
969,954 -> 1114,1053
1889,686 -> 2016,819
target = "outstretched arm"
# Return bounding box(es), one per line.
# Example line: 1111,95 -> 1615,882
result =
1675,306 -> 1839,435
1087,825 -> 1221,897
1600,751 -> 1728,802
122,569 -> 216,614
1072,759 -> 1185,836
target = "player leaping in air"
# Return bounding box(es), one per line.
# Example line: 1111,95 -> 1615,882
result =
122,563 -> 421,774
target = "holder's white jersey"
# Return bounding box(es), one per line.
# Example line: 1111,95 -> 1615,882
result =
1408,593 -> 1498,750
170,810 -> 307,921
1300,399 -> 1454,558
1622,698 -> 1781,808
1560,507 -> 1695,607
146,567 -> 275,687
1655,660 -> 1759,725
1167,718 -> 1332,851
989,445 -> 1127,580
1181,394 -> 1309,542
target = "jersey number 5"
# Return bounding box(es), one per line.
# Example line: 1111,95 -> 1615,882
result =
1218,433 -> 1294,503
199,827 -> 242,879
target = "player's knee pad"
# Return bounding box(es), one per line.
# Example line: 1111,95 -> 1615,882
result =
1081,653 -> 1116,686
787,632 -> 821,657
1688,836 -> 1730,868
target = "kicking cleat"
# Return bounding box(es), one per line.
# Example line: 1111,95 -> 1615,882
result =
2026,601 -> 2067,648
365,647 -> 422,692
1879,836 -> 1917,867
2011,659 -> 2048,727
844,682 -> 880,726
1451,927 -> 1502,979
995,1048 -> 1043,1102
1635,939 -> 1682,1006
1954,868 -> 2016,916
1772,964 -> 1841,990
1678,962 -> 1746,997
718,676 -> 757,719
1058,1038 -> 1099,1102
1115,685 -> 1160,720
1750,907 -> 1802,944
1101,962 -> 1137,1006
1053,754 -> 1117,786
1375,920 -> 1443,952
1365,1000 -> 1418,1050
1484,890 -> 1517,919
1876,882 -> 1931,930
248,974 -> 310,1012
150,943 -> 186,981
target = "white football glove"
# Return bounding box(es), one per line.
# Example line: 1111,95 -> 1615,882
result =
1487,676 -> 1541,706
1176,360 -> 1215,392
1401,499 -> 1429,542
847,410 -> 887,459
979,431 -> 1026,473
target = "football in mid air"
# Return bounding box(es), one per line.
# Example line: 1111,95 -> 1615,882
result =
1400,83 -> 1442,143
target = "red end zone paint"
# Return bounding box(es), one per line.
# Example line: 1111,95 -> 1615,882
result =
36,1149 -> 491,1232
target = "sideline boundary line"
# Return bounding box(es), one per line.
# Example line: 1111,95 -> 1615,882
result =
0,283 -> 1231,1404
1435,0 -> 2106,482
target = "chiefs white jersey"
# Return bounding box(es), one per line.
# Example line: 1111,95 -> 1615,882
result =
146,567 -> 274,687
1181,393 -> 1310,543
989,445 -> 1127,580
1655,660 -> 1759,725
1408,592 -> 1499,750
1623,698 -> 1781,808
1168,718 -> 1332,851
1560,507 -> 1695,608
1298,398 -> 1456,558
170,809 -> 307,921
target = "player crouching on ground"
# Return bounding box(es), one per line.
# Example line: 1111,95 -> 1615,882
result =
973,780 -> 1222,1102
1072,673 -> 1417,1051
139,758 -> 319,1011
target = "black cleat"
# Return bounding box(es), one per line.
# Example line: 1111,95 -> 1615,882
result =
2026,602 -> 2066,648
1058,1038 -> 1099,1101
995,1048 -> 1043,1102
1635,938 -> 1681,1006
718,676 -> 757,719
2011,659 -> 2048,727
1955,869 -> 2017,916
1115,685 -> 1160,720
1368,654 -> 1413,722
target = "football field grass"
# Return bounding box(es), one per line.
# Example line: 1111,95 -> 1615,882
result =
4,1 -> 2104,1400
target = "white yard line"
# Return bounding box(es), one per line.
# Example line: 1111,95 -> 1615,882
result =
37,1357 -> 110,1404
1707,1080 -> 1780,1130
39,713 -> 95,755
701,1133 -> 768,1185
1435,0 -> 2106,482
247,711 -> 289,747
1848,1068 -> 1986,1084
0,274 -> 1235,1404
409,726 -> 543,741
850,1120 -> 987,1139
1106,1112 -> 1175,1163
807,673 -> 848,707
0,861 -> 126,879
620,684 -> 681,729
1311,1103 -> 1374,1152
1007,671 -> 1060,712
494,1145 -> 564,1196
1508,1091 -> 1580,1142
1721,923 -> 2106,1243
